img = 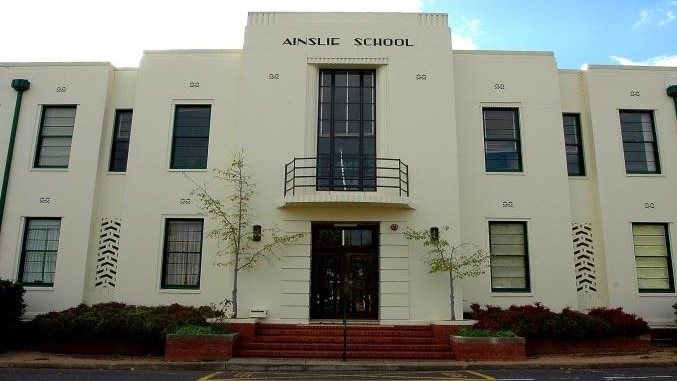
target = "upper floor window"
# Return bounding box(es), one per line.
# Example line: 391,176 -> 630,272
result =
161,218 -> 203,289
632,223 -> 674,293
489,221 -> 530,292
563,113 -> 585,176
620,111 -> 660,174
35,106 -> 76,168
483,108 -> 522,172
317,69 -> 376,191
109,109 -> 132,172
18,218 -> 61,286
170,105 -> 211,169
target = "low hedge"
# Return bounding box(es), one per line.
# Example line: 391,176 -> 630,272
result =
469,302 -> 648,340
28,302 -> 223,347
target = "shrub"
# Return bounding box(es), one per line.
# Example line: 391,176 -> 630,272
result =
0,279 -> 26,351
28,303 -> 223,348
470,302 -> 555,339
550,308 -> 612,340
587,307 -> 649,337
455,327 -> 516,338
469,302 -> 647,340
173,325 -> 233,335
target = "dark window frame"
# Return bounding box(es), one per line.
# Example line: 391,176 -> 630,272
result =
632,223 -> 675,293
109,109 -> 133,172
170,105 -> 211,170
161,218 -> 204,289
620,110 -> 660,174
316,69 -> 377,192
18,218 -> 61,287
34,105 -> 76,169
563,113 -> 585,176
483,108 -> 523,172
489,221 -> 530,292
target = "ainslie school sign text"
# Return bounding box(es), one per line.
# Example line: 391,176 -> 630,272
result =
282,37 -> 414,47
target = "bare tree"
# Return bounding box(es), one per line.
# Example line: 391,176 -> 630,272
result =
404,226 -> 489,320
187,151 -> 305,317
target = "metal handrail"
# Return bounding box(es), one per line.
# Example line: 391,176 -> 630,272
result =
284,156 -> 409,197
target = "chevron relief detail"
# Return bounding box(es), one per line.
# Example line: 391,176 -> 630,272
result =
95,218 -> 121,291
572,223 -> 597,293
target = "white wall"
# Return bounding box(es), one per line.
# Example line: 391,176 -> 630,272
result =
0,63 -> 112,316
584,66 -> 677,325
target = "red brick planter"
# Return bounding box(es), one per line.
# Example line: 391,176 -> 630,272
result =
164,333 -> 239,362
526,335 -> 651,356
451,335 -> 526,361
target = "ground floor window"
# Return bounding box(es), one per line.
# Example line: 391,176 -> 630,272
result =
489,221 -> 529,292
19,218 -> 61,286
161,218 -> 203,289
632,223 -> 674,293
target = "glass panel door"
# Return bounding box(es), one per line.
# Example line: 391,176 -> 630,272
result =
310,224 -> 379,320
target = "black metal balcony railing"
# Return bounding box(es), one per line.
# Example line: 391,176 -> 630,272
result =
284,156 -> 409,197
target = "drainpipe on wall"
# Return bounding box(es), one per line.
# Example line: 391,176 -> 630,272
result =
0,79 -> 31,234
668,85 -> 677,121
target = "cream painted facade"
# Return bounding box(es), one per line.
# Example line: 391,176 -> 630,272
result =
1,12 -> 676,325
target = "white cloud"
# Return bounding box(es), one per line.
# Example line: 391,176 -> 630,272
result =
634,0 -> 677,27
634,10 -> 652,27
452,34 -> 478,50
0,0 -> 423,67
659,10 -> 676,25
450,18 -> 481,50
610,54 -> 677,66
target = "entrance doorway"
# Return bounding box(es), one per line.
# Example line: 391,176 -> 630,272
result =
310,224 -> 379,320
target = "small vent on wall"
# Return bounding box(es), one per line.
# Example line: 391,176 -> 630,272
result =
572,223 -> 598,293
94,218 -> 121,291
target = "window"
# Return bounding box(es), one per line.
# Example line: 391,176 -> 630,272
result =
35,106 -> 76,168
483,108 -> 522,172
632,223 -> 674,293
109,109 -> 132,172
489,221 -> 529,292
317,70 -> 376,191
161,219 -> 203,289
18,218 -> 61,286
620,111 -> 660,174
563,113 -> 585,176
170,105 -> 211,169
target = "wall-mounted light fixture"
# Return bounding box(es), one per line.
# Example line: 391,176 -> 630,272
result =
430,226 -> 439,242
252,225 -> 262,241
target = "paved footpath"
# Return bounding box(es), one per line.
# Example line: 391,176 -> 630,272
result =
0,348 -> 675,372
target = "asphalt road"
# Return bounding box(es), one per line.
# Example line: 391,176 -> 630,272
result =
0,367 -> 675,381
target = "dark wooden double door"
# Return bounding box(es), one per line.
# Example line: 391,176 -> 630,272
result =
310,224 -> 379,320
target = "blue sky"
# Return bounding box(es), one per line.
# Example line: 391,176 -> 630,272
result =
1,0 -> 675,68
431,0 -> 677,68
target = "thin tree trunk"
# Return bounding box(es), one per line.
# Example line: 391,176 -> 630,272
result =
231,267 -> 239,318
231,164 -> 244,318
449,271 -> 455,320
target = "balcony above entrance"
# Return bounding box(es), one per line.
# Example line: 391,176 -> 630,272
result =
281,156 -> 413,208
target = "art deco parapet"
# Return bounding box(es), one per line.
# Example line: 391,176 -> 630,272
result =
281,156 -> 412,208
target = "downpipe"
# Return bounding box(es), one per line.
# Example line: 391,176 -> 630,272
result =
0,79 -> 31,234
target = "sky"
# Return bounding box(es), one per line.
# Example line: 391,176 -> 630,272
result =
1,0 -> 676,69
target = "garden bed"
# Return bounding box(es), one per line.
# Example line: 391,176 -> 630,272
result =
37,339 -> 163,356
